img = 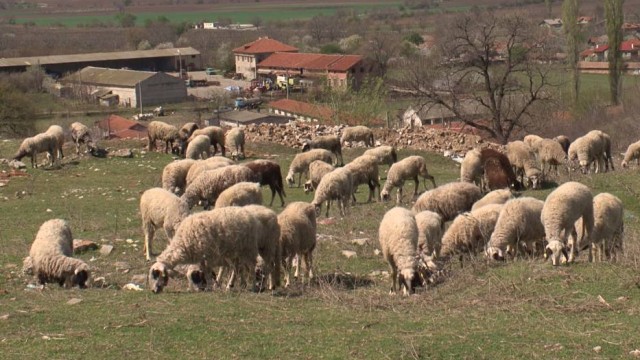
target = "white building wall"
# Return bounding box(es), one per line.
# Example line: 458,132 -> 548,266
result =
137,73 -> 188,107
235,54 -> 256,80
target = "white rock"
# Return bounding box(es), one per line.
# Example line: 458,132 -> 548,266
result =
66,298 -> 82,305
99,245 -> 114,256
351,238 -> 369,246
123,283 -> 144,291
374,249 -> 381,256
342,250 -> 357,259
593,346 -> 602,353
45,209 -> 52,212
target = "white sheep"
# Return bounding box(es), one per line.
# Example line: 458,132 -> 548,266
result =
412,181 -> 482,222
569,132 -> 605,174
185,134 -> 211,160
302,135 -> 343,166
536,138 -> 567,176
214,182 -> 263,208
440,204 -> 503,263
553,135 -> 571,154
162,158 -> 197,195
285,149 -> 333,188
380,155 -> 437,204
485,197 -> 545,260
188,126 -> 226,156
363,145 -> 398,167
378,207 -> 419,295
523,134 -> 544,152
622,140 -> 640,168
185,157 -> 233,187
225,127 -> 245,160
311,167 -> 353,217
460,148 -> 483,187
243,205 -> 281,290
148,207 -> 260,293
574,192 -> 624,262
182,165 -> 258,209
340,125 -> 374,147
541,181 -> 594,266
471,189 -> 514,211
45,125 -> 65,161
414,210 -> 444,257
14,133 -> 57,168
506,140 -> 541,189
278,202 -> 317,287
303,160 -> 335,194
147,121 -> 179,153
70,122 -> 93,155
344,154 -> 381,203
28,219 -> 90,288
140,188 -> 190,261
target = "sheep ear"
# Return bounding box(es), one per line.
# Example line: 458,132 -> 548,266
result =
151,269 -> 162,280
561,247 -> 569,261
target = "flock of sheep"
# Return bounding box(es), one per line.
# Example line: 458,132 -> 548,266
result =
15,120 -> 637,296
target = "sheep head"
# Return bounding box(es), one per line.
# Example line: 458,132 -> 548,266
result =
622,160 -> 628,169
149,262 -> 170,293
544,239 -> 569,266
71,264 -> 91,289
285,174 -> 296,187
13,149 -> 27,161
186,266 -> 207,292
485,246 -> 505,261
301,142 -> 311,152
398,268 -> 418,296
303,180 -> 314,194
380,189 -> 391,202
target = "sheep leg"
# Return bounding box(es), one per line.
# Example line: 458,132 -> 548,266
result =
269,185 -> 276,207
284,256 -> 293,287
388,262 -> 397,295
216,266 -> 225,285
293,254 -> 301,280
226,260 -> 239,290
143,224 -> 155,261
396,187 -> 403,205
297,172 -> 302,188
303,252 -> 314,284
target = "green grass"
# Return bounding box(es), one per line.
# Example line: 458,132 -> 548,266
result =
1,136 -> 640,358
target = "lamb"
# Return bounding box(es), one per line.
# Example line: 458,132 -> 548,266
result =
147,121 -> 179,153
485,197 -> 545,260
340,125 -> 375,147
414,210 -> 444,257
378,207 -> 419,295
214,182 -> 263,208
45,125 -> 65,161
243,205 -> 281,290
541,181 -> 594,266
285,149 -> 333,188
28,219 -> 90,288
225,127 -> 245,160
189,126 -> 226,156
242,159 -> 287,207
176,122 -> 199,155
277,202 -> 317,287
303,160 -> 335,194
344,154 -> 381,203
185,134 -> 211,160
622,140 -> 640,168
471,188 -> 515,211
553,135 -> 571,154
568,133 -> 605,174
14,133 -> 57,168
412,181 -> 482,222
480,148 -> 521,191
302,135 -> 344,166
148,207 -> 260,293
381,155 -> 437,204
162,158 -> 197,195
363,145 -> 398,167
181,165 -> 258,209
140,188 -> 190,261
574,193 -> 624,262
506,141 -> 541,189
536,138 -> 567,176
185,157 -> 233,187
460,148 -> 483,187
311,167 -> 353,217
70,122 -> 93,155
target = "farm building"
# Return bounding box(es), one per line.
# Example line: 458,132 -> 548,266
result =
233,37 -> 298,80
268,99 -> 333,122
402,101 -> 489,127
208,109 -> 292,128
96,115 -> 148,140
60,67 -> 187,107
0,47 -> 201,75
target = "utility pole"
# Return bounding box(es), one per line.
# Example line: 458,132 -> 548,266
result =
138,82 -> 143,115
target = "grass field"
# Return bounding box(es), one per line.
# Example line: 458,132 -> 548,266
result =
2,130 -> 640,358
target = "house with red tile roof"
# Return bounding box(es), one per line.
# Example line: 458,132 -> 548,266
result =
268,99 -> 334,122
95,114 -> 148,139
233,37 -> 298,80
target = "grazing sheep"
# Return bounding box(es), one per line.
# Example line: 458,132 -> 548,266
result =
162,159 -> 197,195
14,133 -> 57,168
182,165 -> 258,209
285,149 -> 333,188
277,202 -> 317,287
243,159 -> 287,207
381,156 -> 437,204
471,189 -> 515,211
378,207 -> 419,295
485,197 -> 545,260
188,126 -> 226,156
70,122 -> 93,155
311,167 -> 353,217
575,193 -> 624,262
412,182 -> 482,222
302,135 -> 344,166
45,125 -> 65,161
622,140 -> 640,168
460,148 -> 483,187
340,125 -> 375,147
185,157 -> 233,187
344,154 -> 381,203
440,204 -> 503,263
303,160 -> 335,194
569,132 -> 605,174
148,207 -> 260,293
225,127 -> 245,160
553,135 -> 571,155
536,138 -> 567,177
414,210 -> 444,257
480,148 -> 521,191
29,219 -> 90,289
541,182 -> 593,266
506,141 -> 541,189
244,205 -> 281,290
363,145 -> 398,167
140,188 -> 190,261
214,182 -> 263,208
523,134 -> 544,152
148,121 -> 179,153
185,134 -> 211,160
598,131 -> 615,171
179,122 -> 199,140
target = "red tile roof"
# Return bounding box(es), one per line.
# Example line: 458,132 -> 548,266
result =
269,99 -> 333,121
620,39 -> 640,52
258,52 -> 363,72
233,37 -> 298,54
96,115 -> 148,139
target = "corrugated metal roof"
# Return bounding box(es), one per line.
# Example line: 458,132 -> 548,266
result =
233,37 -> 298,54
258,52 -> 362,72
61,67 -> 160,87
0,47 -> 199,68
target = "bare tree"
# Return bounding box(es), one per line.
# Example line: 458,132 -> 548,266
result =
605,0 -> 624,105
394,11 -> 555,144
362,31 -> 401,78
